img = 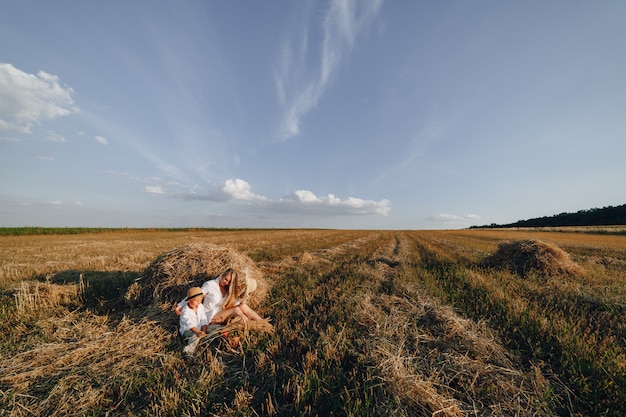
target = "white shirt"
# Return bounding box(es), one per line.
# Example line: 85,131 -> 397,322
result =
179,303 -> 209,335
178,277 -> 240,323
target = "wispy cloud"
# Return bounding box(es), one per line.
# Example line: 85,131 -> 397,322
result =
428,213 -> 480,223
95,135 -> 109,145
45,132 -> 66,143
138,147 -> 191,183
275,0 -> 383,140
37,155 -> 55,161
48,200 -> 83,206
143,185 -> 164,194
104,170 -> 161,183
373,121 -> 453,187
0,63 -> 77,134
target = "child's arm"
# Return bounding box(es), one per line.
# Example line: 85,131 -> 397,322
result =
174,299 -> 187,316
190,326 -> 206,337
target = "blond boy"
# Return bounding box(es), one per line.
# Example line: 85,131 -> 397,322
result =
179,287 -> 208,356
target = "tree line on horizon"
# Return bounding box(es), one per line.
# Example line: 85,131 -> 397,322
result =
471,203 -> 626,229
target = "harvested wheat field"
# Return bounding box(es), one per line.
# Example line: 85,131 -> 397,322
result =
1,228 -> 625,416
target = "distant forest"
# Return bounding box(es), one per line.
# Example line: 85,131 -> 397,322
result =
471,203 -> 626,228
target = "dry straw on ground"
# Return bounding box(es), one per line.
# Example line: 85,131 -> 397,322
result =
0,306 -> 181,417
482,239 -> 582,277
124,242 -> 268,310
357,289 -> 552,416
1,243 -> 273,417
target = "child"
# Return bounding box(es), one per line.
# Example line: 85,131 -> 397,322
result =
179,286 -> 209,357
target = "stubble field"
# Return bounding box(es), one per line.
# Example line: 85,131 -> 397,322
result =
1,228 -> 625,416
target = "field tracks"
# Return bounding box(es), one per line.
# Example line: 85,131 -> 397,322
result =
1,229 -> 625,416
252,232 -> 555,415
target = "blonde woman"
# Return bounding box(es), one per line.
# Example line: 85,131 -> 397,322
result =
176,268 -> 262,324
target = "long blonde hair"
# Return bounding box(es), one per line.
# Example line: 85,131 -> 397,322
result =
222,269 -> 247,310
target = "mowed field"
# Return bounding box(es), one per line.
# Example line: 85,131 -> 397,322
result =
1,228 -> 625,416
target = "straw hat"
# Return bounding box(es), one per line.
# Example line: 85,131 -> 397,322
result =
186,287 -> 204,301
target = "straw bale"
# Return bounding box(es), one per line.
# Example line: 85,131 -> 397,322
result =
482,239 -> 582,278
124,243 -> 268,308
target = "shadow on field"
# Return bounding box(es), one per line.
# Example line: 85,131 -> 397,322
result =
44,269 -> 185,356
42,269 -> 179,334
49,269 -> 138,311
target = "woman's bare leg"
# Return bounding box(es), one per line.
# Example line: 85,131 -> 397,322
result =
238,303 -> 262,321
210,306 -> 244,324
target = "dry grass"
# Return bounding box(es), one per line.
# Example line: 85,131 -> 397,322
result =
0,229 -> 367,290
124,242 -> 267,309
1,302 -> 179,416
482,239 -> 582,278
405,230 -> 626,416
356,290 -> 551,416
353,238 -> 554,416
1,228 -> 625,416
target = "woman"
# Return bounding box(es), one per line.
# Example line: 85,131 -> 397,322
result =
176,268 -> 262,324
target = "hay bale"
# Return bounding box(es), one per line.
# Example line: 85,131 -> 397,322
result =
124,243 -> 268,308
482,239 -> 582,278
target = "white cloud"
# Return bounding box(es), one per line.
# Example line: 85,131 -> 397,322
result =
45,133 -> 66,143
429,213 -> 481,223
95,135 -> 108,145
143,185 -> 164,194
182,179 -> 267,202
178,178 -> 390,217
0,136 -> 21,142
37,155 -> 54,161
0,63 -> 77,134
432,214 -> 461,222
293,189 -> 319,203
278,189 -> 391,216
47,200 -> 83,206
275,0 -> 383,140
222,179 -> 267,201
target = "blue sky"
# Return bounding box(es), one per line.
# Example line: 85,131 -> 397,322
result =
1,1 -> 625,230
